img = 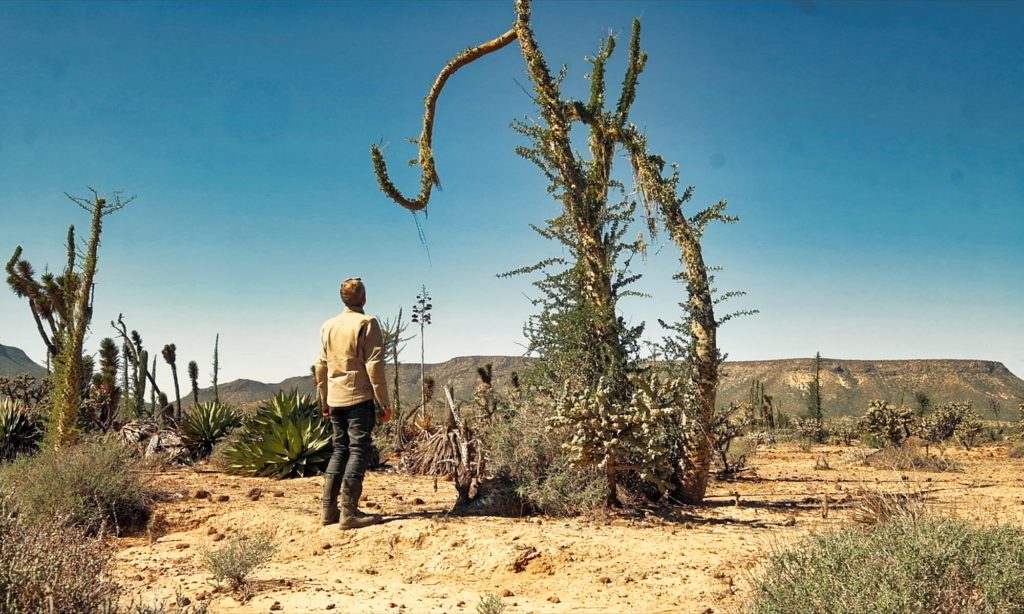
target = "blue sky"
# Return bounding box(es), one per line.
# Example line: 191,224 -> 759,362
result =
1,0 -> 1022,387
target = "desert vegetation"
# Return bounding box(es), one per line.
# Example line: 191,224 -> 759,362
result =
1,1 -> 1022,612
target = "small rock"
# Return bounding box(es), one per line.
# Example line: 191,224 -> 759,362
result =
322,543 -> 333,550
215,494 -> 230,502
206,526 -> 218,535
273,490 -> 285,497
174,543 -> 190,550
178,597 -> 191,607
248,487 -> 263,499
211,533 -> 226,542
598,576 -> 612,584
360,494 -> 368,502
270,602 -> 283,611
365,501 -> 379,509
326,606 -> 335,611
195,591 -> 209,601
412,498 -> 425,505
701,609 -> 713,614
456,601 -> 465,608
389,603 -> 399,609
547,596 -> 560,604
499,589 -> 514,597
194,490 -> 211,499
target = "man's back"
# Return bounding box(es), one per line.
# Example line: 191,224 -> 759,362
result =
318,307 -> 389,409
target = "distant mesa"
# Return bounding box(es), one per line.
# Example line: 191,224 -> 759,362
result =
0,344 -> 46,378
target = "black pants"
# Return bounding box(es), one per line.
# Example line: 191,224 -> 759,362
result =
325,399 -> 376,480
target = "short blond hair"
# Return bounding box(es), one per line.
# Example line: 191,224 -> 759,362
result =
340,277 -> 365,307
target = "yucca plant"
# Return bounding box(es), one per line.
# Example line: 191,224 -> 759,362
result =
0,398 -> 43,461
179,400 -> 241,459
222,390 -> 332,478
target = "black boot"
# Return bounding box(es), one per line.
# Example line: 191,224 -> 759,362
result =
321,474 -> 341,526
339,478 -> 381,529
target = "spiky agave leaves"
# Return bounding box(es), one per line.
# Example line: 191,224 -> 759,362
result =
0,398 -> 43,461
179,401 -> 241,459
223,390 -> 332,478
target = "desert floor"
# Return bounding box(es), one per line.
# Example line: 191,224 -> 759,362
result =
112,442 -> 1024,614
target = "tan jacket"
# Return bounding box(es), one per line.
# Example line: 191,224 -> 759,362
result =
315,307 -> 390,410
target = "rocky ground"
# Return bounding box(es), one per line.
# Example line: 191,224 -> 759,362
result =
112,442 -> 1024,613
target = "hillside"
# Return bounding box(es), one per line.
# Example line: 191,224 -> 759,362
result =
0,343 -> 46,378
195,355 -> 1024,418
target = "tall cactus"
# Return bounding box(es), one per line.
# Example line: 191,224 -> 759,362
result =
370,0 -> 745,504
162,343 -> 182,422
188,360 -> 200,407
5,190 -> 132,446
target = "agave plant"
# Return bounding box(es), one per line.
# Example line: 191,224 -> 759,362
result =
179,401 -> 241,459
0,398 -> 43,461
223,390 -> 332,478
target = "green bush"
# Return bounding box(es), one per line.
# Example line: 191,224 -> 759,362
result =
750,516 -> 1024,614
179,400 -> 241,459
204,530 -> 277,588
858,400 -> 913,446
487,401 -> 604,516
918,402 -> 983,450
476,593 -> 508,614
222,390 -> 332,478
0,398 -> 42,461
0,439 -> 152,536
0,494 -> 120,613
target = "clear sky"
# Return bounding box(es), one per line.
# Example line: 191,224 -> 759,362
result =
1,0 -> 1022,388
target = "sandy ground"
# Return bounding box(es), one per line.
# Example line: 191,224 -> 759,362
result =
112,442 -> 1024,613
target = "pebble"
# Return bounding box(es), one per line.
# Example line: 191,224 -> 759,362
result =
206,526 -> 218,536
174,543 -> 190,550
499,589 -> 514,597
322,543 -> 333,550
412,498 -> 425,505
547,596 -> 560,604
326,606 -> 335,611
216,494 -> 230,502
270,602 -> 283,611
598,577 -> 612,584
194,490 -> 211,499
211,533 -> 225,542
273,490 -> 285,497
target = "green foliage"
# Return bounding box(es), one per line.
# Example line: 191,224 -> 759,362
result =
0,399 -> 42,461
222,390 -> 332,478
0,439 -> 151,536
187,360 -> 200,406
750,516 -> 1024,614
858,400 -> 913,446
549,372 -> 684,492
917,401 -> 983,449
487,396 -> 605,516
179,401 -> 241,459
804,352 -> 823,425
204,530 -> 277,588
0,494 -> 120,613
476,593 -> 508,614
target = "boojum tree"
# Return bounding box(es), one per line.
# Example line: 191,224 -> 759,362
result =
5,189 -> 132,446
370,0 -> 741,504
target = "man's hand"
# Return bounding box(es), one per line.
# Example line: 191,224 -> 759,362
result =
320,401 -> 330,418
379,406 -> 393,423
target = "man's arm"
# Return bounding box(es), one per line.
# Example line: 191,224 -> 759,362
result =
363,317 -> 392,420
315,328 -> 330,417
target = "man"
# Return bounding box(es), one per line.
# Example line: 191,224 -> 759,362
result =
315,277 -> 392,529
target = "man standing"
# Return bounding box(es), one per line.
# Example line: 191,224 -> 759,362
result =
315,277 -> 392,529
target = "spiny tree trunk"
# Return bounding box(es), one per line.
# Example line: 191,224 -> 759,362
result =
162,343 -> 182,422
6,190 -> 132,447
370,0 -> 737,505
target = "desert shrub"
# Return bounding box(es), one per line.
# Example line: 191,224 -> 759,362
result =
918,401 -> 983,450
179,400 -> 241,459
222,390 -> 331,478
476,593 -> 507,614
858,400 -> 913,446
1006,442 -> 1024,459
0,439 -> 152,535
850,489 -> 926,526
0,494 -> 120,613
0,398 -> 42,461
825,419 -> 857,446
204,530 -> 277,588
750,516 -> 1024,613
863,442 -> 961,473
793,416 -> 826,447
488,400 -> 605,516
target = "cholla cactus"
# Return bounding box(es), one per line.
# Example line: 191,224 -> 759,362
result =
917,401 -> 983,449
858,400 -> 913,446
548,372 -> 686,500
